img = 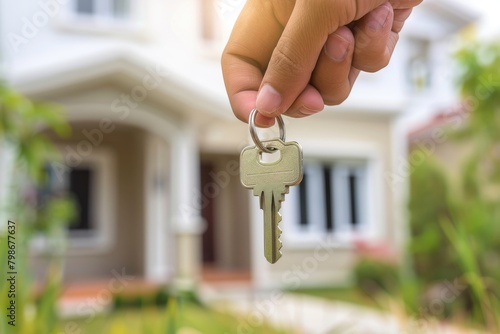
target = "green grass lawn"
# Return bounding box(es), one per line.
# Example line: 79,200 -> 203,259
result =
59,301 -> 287,334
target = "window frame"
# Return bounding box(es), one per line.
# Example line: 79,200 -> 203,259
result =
406,37 -> 432,93
286,161 -> 368,236
56,0 -> 142,35
281,145 -> 383,249
74,0 -> 131,20
31,148 -> 117,255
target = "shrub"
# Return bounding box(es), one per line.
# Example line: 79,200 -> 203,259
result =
353,257 -> 400,296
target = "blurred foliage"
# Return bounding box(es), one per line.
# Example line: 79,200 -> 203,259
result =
455,42 -> 500,140
407,41 -> 500,330
113,287 -> 204,312
409,158 -> 460,284
113,288 -> 171,309
0,84 -> 75,334
61,298 -> 288,334
353,257 -> 400,296
0,86 -> 70,182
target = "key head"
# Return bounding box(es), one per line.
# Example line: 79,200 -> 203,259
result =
240,139 -> 303,189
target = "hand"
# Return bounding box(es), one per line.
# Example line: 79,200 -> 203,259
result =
221,0 -> 422,126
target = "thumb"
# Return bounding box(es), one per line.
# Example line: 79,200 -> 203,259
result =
256,0 -> 388,117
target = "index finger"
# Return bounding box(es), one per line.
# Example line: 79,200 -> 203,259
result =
256,0 -> 390,117
221,1 -> 293,125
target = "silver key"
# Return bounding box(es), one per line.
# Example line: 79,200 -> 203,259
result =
240,139 -> 303,263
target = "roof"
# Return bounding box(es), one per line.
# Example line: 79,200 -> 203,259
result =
408,103 -> 470,142
7,45 -> 233,123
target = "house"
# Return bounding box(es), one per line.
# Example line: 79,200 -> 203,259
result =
0,0 -> 476,292
407,105 -> 476,184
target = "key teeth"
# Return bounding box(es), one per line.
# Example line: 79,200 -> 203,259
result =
276,211 -> 283,255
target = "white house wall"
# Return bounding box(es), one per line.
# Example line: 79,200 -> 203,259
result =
251,112 -> 396,289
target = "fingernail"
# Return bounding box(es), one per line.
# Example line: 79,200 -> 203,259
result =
324,34 -> 350,62
370,4 -> 391,31
256,84 -> 282,115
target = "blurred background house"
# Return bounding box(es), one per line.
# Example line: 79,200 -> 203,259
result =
0,0 -> 478,297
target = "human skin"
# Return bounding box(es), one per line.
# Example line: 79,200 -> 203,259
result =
222,0 -> 423,126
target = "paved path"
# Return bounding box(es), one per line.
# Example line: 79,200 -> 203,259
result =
200,283 -> 484,334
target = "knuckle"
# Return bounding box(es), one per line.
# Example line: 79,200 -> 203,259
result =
356,59 -> 389,73
393,9 -> 412,29
378,56 -> 391,70
311,0 -> 356,27
338,0 -> 357,23
392,21 -> 405,33
373,50 -> 393,71
271,37 -> 308,79
323,86 -> 351,106
352,22 -> 388,51
354,35 -> 397,72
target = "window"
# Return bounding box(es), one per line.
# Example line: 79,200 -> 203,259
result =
32,149 -> 116,253
72,0 -> 131,21
284,161 -> 368,240
407,38 -> 432,92
41,165 -> 95,236
57,0 -> 140,36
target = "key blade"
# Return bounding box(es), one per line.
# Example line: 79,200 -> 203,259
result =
264,192 -> 283,264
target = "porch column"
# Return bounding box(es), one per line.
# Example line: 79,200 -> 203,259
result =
170,124 -> 205,289
144,135 -> 171,282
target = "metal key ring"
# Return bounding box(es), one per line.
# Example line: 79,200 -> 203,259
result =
249,108 -> 286,153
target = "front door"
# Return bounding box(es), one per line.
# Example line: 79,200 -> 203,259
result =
200,163 -> 216,264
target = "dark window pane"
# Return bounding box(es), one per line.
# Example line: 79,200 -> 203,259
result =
299,173 -> 308,226
323,166 -> 334,232
348,172 -> 358,226
69,168 -> 92,231
76,0 -> 95,14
